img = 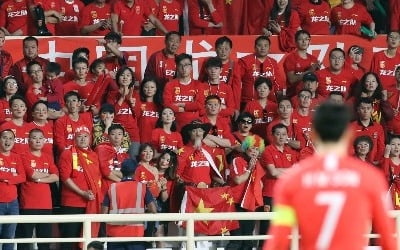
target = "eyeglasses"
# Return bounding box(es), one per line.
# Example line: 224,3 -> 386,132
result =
330,57 -> 344,61
240,119 -> 253,124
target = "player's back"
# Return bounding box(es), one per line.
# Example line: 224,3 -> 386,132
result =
283,154 -> 395,250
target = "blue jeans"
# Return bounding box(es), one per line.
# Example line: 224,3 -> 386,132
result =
0,199 -> 19,250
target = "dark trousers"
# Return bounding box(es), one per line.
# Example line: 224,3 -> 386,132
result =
16,209 -> 52,250
58,206 -> 85,250
0,199 -> 19,250
107,241 -> 146,250
258,196 -> 273,248
225,205 -> 255,250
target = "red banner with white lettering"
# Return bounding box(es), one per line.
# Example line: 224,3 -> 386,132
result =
3,35 -> 387,83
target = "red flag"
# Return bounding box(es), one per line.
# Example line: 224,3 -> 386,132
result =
85,74 -> 112,106
181,186 -> 239,235
240,162 -> 265,211
223,0 -> 245,35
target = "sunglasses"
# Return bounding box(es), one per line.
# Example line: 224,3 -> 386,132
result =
240,120 -> 253,124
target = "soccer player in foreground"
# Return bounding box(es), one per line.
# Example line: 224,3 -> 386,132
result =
264,102 -> 396,250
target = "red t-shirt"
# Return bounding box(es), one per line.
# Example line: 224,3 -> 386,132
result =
79,3 -> 111,36
386,89 -> 400,134
260,144 -> 298,197
0,120 -> 31,154
297,0 -> 331,35
29,121 -> 54,157
136,101 -> 160,143
331,3 -> 373,35
0,152 -> 25,202
265,155 -> 395,250
370,50 -> 400,93
292,111 -> 312,138
266,119 -> 306,148
0,0 -> 29,35
56,0 -> 84,35
197,82 -> 235,117
111,0 -> 151,35
19,151 -> 58,209
155,0 -> 182,34
134,164 -> 159,198
0,99 -> 12,125
144,50 -> 177,87
316,67 -> 358,98
151,128 -> 183,152
188,0 -> 223,35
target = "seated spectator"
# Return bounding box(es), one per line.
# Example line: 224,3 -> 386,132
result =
331,0 -> 376,37
188,0 -> 224,35
154,0 -> 182,35
262,0 -> 301,52
79,0 -> 111,36
291,72 -> 324,112
0,0 -> 29,36
56,0 -> 84,35
0,76 -> 19,124
382,135 -> 400,210
353,135 -> 374,163
29,101 -> 55,157
28,0 -> 64,36
0,29 -> 13,78
345,45 -> 366,80
297,0 -> 331,35
25,61 -> 48,108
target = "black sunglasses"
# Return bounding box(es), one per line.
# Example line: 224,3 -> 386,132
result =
240,119 -> 253,124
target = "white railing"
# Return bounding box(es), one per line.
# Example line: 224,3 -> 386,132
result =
0,211 -> 399,249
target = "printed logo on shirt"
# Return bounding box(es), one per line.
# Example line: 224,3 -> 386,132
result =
174,87 -> 180,94
91,11 -> 97,19
63,16 -> 78,22
311,16 -> 329,23
142,110 -> 159,118
165,69 -> 175,76
31,160 -> 36,168
379,69 -> 395,76
339,19 -> 356,26
117,108 -> 133,115
7,9 -> 28,17
326,85 -> 347,92
135,6 -> 141,15
286,154 -> 292,162
190,160 -> 210,168
174,95 -> 193,102
379,61 -> 385,69
163,14 -> 179,20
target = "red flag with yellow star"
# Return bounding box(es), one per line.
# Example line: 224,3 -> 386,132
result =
181,186 -> 239,235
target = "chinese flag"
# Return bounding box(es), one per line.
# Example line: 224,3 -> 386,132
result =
85,74 -> 112,107
181,186 -> 239,235
244,0 -> 274,35
240,163 -> 264,211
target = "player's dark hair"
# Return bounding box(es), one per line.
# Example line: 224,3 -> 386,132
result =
175,53 -> 192,65
23,36 -> 38,46
165,31 -> 181,42
46,62 -> 61,75
313,102 -> 352,142
108,123 -> 125,135
116,66 -> 135,88
215,36 -> 232,48
63,91 -> 81,103
254,35 -> 270,47
271,123 -> 288,134
72,47 -> 90,62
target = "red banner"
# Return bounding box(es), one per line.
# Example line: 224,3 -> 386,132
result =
3,35 -> 387,83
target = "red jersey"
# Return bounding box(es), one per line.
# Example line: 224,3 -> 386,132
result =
386,89 -> 400,134
350,120 -> 385,163
9,56 -> 49,94
269,10 -> 301,52
0,120 -> 31,154
292,110 -> 312,136
177,144 -> 216,186
19,151 -> 58,209
370,50 -> 400,93
266,119 -> 306,148
56,0 -> 85,35
297,0 -> 331,35
260,144 -> 298,197
0,0 -> 29,35
111,0 -> 151,36
283,51 -> 319,97
144,49 -> 177,87
198,59 -> 242,109
382,157 -> 400,209
0,152 -> 25,202
265,155 -> 396,250
155,0 -> 182,34
0,99 -> 12,124
162,79 -> 202,129
331,3 -> 373,36
0,50 -> 13,79
53,112 -> 93,152
151,128 -> 183,152
25,84 -> 46,109
29,121 -> 54,157
79,3 -> 111,36
136,101 -> 160,143
316,67 -> 358,98
188,0 -> 223,35
239,53 -> 285,103
197,82 -> 235,117
134,164 -> 159,198
59,147 -> 101,207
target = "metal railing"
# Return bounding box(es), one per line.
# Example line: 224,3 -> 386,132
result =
0,211 -> 399,249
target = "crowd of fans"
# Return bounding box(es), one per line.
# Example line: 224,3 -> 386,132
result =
0,0 -> 400,249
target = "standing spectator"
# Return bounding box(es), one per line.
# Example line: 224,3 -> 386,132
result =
297,0 -> 331,35
292,89 -> 313,147
290,72 -> 325,113
144,31 -> 181,88
29,101 -> 55,157
331,0 -> 375,36
137,77 -> 162,144
56,0 -> 85,35
283,30 -> 321,97
0,76 -> 19,124
243,77 -> 278,141
198,57 -> 236,118
10,36 -> 49,94
350,97 -> 385,165
0,129 -> 26,250
260,123 -> 298,247
110,0 -> 168,36
239,36 -> 285,108
345,45 -> 366,80
103,158 -> 157,250
151,107 -> 183,155
353,135 -> 374,163
28,0 -> 64,36
244,1 -> 273,35
316,48 -> 358,98
58,126 -> 102,250
370,31 -> 400,93
79,0 -> 111,36
16,128 -> 58,250
107,66 -> 140,159
25,61 -> 47,109
0,96 -> 30,154
187,0 -> 224,35
382,135 -> 400,210
63,47 -> 90,83
155,0 -> 182,35
134,143 -> 160,199
0,29 -> 13,79
0,0 -> 29,35
54,91 -> 93,153
163,53 -> 202,130
262,0 -> 301,52
387,66 -> 400,135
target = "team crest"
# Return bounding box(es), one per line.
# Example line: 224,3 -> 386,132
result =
67,124 -> 73,133
162,5 -> 167,13
160,136 -> 165,143
50,2 -> 56,8
174,87 -> 180,94
292,119 -> 298,124
380,61 -> 385,69
336,11 -> 341,19
73,4 -> 79,12
286,154 -> 292,162
31,160 -> 36,168
0,159 -> 3,166
7,5 -> 13,12
61,7 -> 65,14
135,6 -> 141,14
253,110 -> 259,117
91,11 -> 97,19
308,9 -> 315,16
141,104 -> 146,111
326,77 -> 331,85
252,64 -> 257,71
